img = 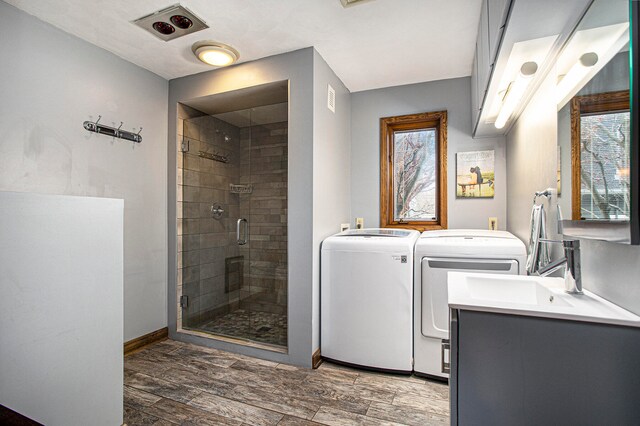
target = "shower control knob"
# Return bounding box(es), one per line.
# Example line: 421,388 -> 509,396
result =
211,203 -> 224,219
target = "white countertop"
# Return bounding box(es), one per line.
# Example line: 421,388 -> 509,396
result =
448,272 -> 640,328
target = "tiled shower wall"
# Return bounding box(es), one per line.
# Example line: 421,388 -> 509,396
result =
238,121 -> 288,315
177,104 -> 242,328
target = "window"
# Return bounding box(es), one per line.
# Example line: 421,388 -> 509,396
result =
571,91 -> 630,220
380,111 -> 447,231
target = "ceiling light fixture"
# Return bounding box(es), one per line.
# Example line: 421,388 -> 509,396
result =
494,61 -> 538,129
192,41 -> 240,67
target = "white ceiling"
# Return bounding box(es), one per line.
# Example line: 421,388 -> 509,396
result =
5,0 -> 482,92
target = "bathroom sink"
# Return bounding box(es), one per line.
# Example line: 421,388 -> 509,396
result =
448,272 -> 640,327
466,275 -> 572,307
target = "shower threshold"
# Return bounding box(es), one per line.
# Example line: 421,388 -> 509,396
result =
177,327 -> 288,354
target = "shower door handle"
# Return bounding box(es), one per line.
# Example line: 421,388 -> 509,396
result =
237,218 -> 248,245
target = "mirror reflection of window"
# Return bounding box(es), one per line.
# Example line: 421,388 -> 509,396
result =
576,95 -> 630,219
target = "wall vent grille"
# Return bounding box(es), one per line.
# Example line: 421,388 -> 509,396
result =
327,84 -> 336,113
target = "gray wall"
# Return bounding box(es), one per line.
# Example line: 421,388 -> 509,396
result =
168,48 -> 316,366
507,64 -> 640,315
507,75 -> 560,243
350,77 -> 507,230
312,50 -> 352,352
0,1 -> 169,342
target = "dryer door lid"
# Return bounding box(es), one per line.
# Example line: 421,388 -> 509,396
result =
421,257 -> 519,339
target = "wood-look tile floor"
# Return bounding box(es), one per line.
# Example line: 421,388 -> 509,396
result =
124,339 -> 450,426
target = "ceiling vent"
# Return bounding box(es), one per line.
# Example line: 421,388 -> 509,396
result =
133,4 -> 208,41
340,0 -> 376,8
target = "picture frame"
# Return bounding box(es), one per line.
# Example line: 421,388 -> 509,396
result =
456,150 -> 495,198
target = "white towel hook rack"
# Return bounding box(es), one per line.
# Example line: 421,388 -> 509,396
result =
83,115 -> 142,143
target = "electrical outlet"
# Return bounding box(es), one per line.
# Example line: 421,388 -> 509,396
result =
489,217 -> 498,231
355,218 -> 364,229
340,223 -> 350,232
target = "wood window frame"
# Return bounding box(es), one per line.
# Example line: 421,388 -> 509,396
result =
570,90 -> 630,220
380,111 -> 448,231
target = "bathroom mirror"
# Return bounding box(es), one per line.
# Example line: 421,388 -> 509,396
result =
556,0 -> 639,244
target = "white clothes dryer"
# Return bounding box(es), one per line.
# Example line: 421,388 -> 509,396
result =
414,229 -> 526,379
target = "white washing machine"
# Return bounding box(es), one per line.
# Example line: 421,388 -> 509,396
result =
414,229 -> 526,379
321,228 -> 420,372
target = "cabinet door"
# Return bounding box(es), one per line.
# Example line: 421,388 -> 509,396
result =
471,44 -> 480,128
488,0 -> 509,65
456,311 -> 640,425
449,309 -> 459,425
477,1 -> 490,107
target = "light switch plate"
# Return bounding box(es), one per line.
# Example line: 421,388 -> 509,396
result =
489,217 -> 498,231
356,218 -> 364,229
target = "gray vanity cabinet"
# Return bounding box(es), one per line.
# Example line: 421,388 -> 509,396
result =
449,309 -> 640,425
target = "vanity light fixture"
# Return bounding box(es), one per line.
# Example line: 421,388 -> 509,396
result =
494,61 -> 538,129
192,41 -> 240,67
555,52 -> 599,104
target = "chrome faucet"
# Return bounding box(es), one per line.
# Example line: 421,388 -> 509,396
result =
537,239 -> 582,294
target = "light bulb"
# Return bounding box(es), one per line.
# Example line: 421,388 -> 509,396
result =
192,42 -> 239,67
494,61 -> 538,129
556,52 -> 598,105
198,49 -> 234,66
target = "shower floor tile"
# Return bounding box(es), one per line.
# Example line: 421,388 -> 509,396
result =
197,309 -> 287,347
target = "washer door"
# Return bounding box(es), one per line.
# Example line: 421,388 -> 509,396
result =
421,257 -> 519,339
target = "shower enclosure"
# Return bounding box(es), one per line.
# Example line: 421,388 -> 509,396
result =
177,91 -> 288,349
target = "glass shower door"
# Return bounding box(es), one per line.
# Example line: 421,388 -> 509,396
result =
178,110 -> 247,340
178,101 -> 288,349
